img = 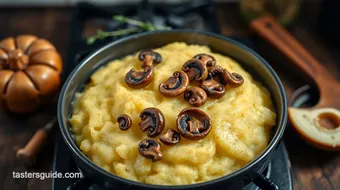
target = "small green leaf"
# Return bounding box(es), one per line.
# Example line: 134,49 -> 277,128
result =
87,37 -> 96,45
96,30 -> 105,37
113,15 -> 125,22
87,16 -> 172,46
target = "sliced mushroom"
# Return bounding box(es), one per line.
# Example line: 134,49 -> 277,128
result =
200,80 -> 225,99
138,50 -> 162,68
139,108 -> 165,138
193,54 -> 216,67
138,139 -> 163,162
200,79 -> 225,99
223,70 -> 244,88
116,114 -> 132,131
176,107 -> 212,140
125,66 -> 154,88
159,71 -> 189,97
159,128 -> 181,146
207,65 -> 227,85
182,59 -> 208,82
200,65 -> 227,99
184,87 -> 207,107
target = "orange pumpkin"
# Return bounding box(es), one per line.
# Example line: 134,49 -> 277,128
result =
0,35 -> 62,113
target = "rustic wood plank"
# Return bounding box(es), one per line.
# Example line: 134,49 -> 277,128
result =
0,8 -> 71,190
216,3 -> 340,190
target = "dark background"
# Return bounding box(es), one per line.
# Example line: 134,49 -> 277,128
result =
0,1 -> 339,190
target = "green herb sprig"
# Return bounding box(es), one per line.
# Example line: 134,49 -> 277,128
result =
87,15 -> 171,45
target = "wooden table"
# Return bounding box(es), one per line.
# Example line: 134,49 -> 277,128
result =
0,2 -> 339,190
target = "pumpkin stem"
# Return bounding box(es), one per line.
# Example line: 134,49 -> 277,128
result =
7,49 -> 29,71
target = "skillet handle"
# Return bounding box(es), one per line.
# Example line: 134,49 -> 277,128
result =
251,171 -> 279,190
250,15 -> 334,84
67,177 -> 92,190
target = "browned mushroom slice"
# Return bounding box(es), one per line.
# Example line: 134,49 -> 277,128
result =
176,107 -> 212,140
125,66 -> 154,88
182,59 -> 208,82
139,107 -> 165,138
159,71 -> 189,97
116,114 -> 132,131
223,70 -> 244,88
193,54 -> 216,67
159,128 -> 181,146
200,79 -> 225,99
207,65 -> 227,85
138,50 -> 162,68
184,87 -> 208,107
138,139 -> 163,162
200,65 -> 227,99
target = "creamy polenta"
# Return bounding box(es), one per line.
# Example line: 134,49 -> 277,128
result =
70,42 -> 276,185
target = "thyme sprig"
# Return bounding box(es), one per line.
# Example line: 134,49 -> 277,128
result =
87,15 -> 171,45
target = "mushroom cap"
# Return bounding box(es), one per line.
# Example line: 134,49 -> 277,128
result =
223,70 -> 244,88
139,107 -> 165,138
159,71 -> 189,97
125,66 -> 154,88
159,128 -> 181,146
208,65 -> 228,85
200,65 -> 227,99
116,114 -> 132,131
176,107 -> 212,140
138,138 -> 163,162
138,50 -> 162,65
200,79 -> 226,99
193,54 -> 216,67
182,59 -> 208,82
184,87 -> 207,107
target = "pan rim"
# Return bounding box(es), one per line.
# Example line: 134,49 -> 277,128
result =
57,29 -> 288,189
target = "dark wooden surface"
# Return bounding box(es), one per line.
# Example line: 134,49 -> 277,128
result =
0,2 -> 339,190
